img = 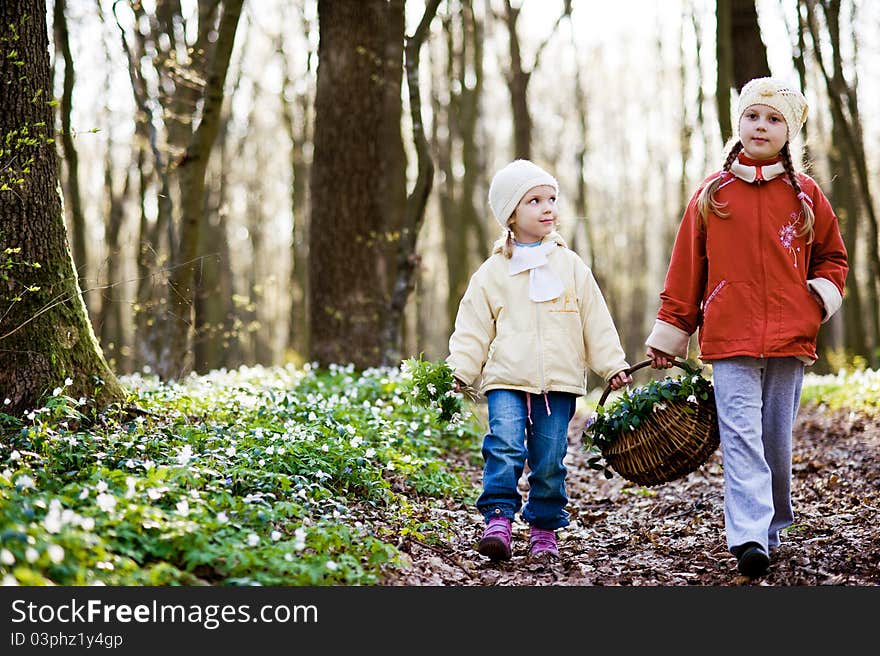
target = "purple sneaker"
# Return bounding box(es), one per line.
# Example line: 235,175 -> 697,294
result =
477,517 -> 512,560
529,527 -> 558,558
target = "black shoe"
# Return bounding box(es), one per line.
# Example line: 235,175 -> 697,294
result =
735,542 -> 770,578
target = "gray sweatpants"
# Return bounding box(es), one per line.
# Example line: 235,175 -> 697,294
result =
712,356 -> 804,554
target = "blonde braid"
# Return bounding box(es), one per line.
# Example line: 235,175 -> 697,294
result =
780,143 -> 815,244
696,141 -> 744,227
502,226 -> 515,259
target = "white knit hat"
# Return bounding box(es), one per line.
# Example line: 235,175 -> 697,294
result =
737,77 -> 808,141
488,159 -> 559,228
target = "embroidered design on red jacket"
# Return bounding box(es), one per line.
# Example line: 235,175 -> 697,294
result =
779,212 -> 802,268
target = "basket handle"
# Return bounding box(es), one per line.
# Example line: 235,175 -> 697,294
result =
597,358 -> 698,408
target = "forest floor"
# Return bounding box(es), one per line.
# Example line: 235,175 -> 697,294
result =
380,404 -> 880,586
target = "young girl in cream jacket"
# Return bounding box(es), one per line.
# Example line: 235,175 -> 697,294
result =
447,159 -> 631,561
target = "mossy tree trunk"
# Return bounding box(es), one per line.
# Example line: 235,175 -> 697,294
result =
0,0 -> 124,415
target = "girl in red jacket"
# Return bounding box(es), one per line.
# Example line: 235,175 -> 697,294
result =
646,78 -> 848,578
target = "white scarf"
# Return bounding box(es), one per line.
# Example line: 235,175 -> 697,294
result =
509,241 -> 565,302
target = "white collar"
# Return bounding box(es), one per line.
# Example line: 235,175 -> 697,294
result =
730,160 -> 786,183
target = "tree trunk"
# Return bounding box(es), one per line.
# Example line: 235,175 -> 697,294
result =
501,0 -> 570,161
279,10 -> 316,362
432,40 -> 464,331
193,31 -> 248,373
157,0 -> 244,379
730,0 -> 770,89
245,169 -> 272,366
458,1 -> 487,269
674,11 -> 693,259
308,0 -> 389,368
132,137 -> 158,373
715,0 -> 733,142
503,0 -> 531,160
194,175 -> 236,373
568,16 -> 593,267
790,2 -> 812,166
805,0 -> 880,366
380,0 -> 441,366
827,117 -> 865,365
378,0 -> 407,306
0,0 -> 124,415
112,2 -> 173,373
716,0 -> 770,143
53,0 -> 89,311
97,146 -> 132,373
438,2 -> 484,334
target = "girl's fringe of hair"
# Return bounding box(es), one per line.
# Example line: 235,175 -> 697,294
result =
696,140 -> 815,243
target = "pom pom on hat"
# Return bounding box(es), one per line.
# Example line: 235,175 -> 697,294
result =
737,77 -> 808,141
488,159 -> 559,228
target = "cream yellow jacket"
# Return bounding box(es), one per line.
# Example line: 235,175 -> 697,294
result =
446,232 -> 629,396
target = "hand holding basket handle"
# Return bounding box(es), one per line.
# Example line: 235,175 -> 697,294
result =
598,358 -> 699,408
592,358 -> 719,487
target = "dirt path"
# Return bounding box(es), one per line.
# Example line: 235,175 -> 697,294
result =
381,405 -> 880,586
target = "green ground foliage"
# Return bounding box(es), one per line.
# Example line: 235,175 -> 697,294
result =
1,362 -> 874,586
0,363 -> 483,585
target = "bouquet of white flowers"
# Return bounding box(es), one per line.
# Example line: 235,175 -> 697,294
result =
400,355 -> 479,424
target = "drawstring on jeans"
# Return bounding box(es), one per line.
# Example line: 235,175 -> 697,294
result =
525,392 -> 552,426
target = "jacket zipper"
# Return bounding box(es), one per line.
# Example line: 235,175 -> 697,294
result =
704,280 -> 726,313
758,184 -> 767,357
536,302 -> 546,392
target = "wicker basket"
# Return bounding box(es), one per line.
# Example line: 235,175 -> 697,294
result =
593,359 -> 720,487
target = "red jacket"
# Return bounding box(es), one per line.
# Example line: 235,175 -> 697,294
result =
646,154 -> 849,363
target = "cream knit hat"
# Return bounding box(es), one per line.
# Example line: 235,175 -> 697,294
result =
488,159 -> 559,228
737,77 -> 808,141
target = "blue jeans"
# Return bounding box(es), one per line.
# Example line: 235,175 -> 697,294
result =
477,389 -> 576,530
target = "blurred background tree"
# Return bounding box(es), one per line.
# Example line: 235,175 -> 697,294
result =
9,0 -> 876,389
